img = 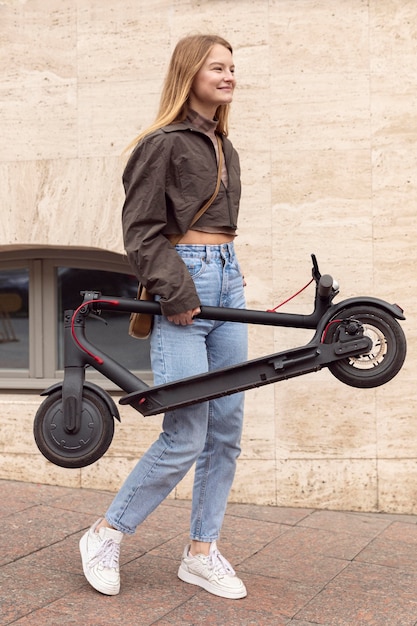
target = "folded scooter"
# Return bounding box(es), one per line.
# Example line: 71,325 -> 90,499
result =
34,255 -> 406,469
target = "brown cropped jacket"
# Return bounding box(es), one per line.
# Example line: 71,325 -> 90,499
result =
121,120 -> 241,316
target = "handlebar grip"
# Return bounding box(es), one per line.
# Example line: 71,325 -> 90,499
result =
318,274 -> 333,298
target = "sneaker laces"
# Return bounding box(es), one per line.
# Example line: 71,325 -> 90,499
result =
89,538 -> 120,570
207,547 -> 236,577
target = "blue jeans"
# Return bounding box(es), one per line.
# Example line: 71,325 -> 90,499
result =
106,243 -> 247,542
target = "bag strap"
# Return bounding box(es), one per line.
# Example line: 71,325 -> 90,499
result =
170,134 -> 223,246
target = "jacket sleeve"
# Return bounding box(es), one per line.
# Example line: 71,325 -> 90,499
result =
121,137 -> 201,316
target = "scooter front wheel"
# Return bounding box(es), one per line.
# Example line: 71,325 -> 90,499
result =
324,305 -> 406,388
33,388 -> 114,468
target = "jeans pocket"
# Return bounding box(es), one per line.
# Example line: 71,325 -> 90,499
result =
182,257 -> 207,279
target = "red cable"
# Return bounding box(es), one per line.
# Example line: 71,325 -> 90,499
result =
71,299 -> 120,364
321,318 -> 342,343
267,278 -> 314,312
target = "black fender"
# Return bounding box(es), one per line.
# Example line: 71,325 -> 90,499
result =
316,296 -> 405,336
328,296 -> 404,319
40,381 -> 121,422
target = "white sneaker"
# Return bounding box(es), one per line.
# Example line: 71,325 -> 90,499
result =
79,518 -> 123,595
178,541 -> 247,599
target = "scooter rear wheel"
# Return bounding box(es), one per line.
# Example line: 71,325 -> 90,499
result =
33,388 -> 114,468
324,305 -> 406,388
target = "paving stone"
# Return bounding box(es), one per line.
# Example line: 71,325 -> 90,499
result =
2,480 -> 417,626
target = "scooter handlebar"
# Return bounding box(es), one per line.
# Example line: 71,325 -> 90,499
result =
318,274 -> 333,299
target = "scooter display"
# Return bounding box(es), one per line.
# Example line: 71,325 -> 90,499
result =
34,255 -> 406,469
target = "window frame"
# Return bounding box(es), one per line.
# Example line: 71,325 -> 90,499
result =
0,247 -> 151,391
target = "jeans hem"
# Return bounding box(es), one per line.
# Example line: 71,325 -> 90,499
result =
189,534 -> 220,543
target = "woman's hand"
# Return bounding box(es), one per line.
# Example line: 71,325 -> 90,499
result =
167,307 -> 201,326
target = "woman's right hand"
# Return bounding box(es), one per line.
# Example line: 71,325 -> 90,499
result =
167,307 -> 201,326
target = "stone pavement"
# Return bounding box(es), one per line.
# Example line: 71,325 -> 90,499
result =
1,479 -> 417,626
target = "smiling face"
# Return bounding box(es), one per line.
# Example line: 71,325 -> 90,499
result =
188,43 -> 236,119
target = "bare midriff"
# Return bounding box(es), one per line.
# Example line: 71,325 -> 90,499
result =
172,229 -> 235,245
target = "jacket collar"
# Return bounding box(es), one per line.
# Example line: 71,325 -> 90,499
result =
161,109 -> 218,135
161,120 -> 201,133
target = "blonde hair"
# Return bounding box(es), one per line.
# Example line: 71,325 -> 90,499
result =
129,34 -> 233,148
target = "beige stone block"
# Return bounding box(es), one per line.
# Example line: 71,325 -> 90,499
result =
275,458 -> 378,511
376,383 -> 417,458
236,185 -> 274,311
0,84 -> 77,161
0,400 -> 41,455
232,84 -> 272,160
271,327 -> 316,363
234,50 -> 271,110
377,459 -> 417,515
239,247 -> 274,312
247,324 -> 275,361
271,73 -> 371,151
76,156 -> 128,253
241,384 -> 275,460
0,160 -> 76,245
78,81 -> 160,157
371,151 -> 417,308
229,459 -> 277,505
371,74 -> 417,149
372,208 -> 416,329
269,0 -> 369,73
272,148 -> 372,205
169,0 -> 270,50
236,149 -> 272,202
353,235 -> 411,383
370,0 -> 417,75
274,377 -> 377,460
107,403 -> 163,459
372,153 -> 417,230
0,453 -> 81,488
270,151 -> 373,285
77,2 -> 170,83
0,0 -> 76,85
372,149 -> 417,200
270,206 -> 374,301
0,158 -> 126,252
396,345 -> 415,384
1,0 -> 76,163
232,89 -> 272,287
81,456 -> 137,493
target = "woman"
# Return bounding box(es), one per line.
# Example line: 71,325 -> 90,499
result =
80,34 -> 248,600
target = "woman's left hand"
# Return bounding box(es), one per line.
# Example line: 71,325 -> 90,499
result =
167,307 -> 201,326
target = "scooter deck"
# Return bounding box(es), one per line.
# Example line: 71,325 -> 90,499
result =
120,335 -> 372,416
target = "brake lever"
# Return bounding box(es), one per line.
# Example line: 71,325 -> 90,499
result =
311,253 -> 321,283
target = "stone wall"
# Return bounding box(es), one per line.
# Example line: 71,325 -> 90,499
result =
1,0 -> 416,513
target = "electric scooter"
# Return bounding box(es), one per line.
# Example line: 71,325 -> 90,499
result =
34,255 -> 406,469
